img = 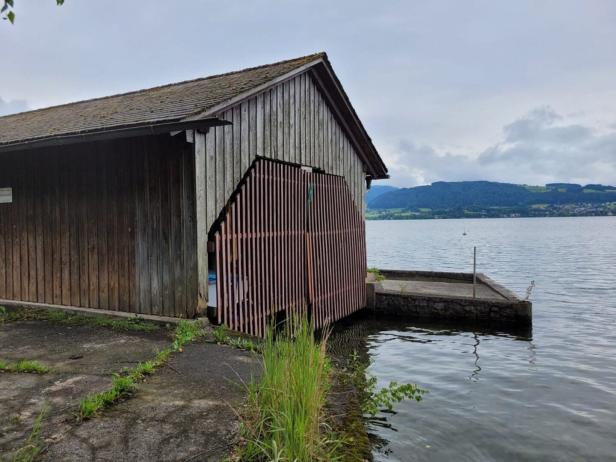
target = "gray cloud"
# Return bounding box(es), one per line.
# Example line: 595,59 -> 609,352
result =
384,107 -> 616,187
1,1 -> 616,187
0,97 -> 28,116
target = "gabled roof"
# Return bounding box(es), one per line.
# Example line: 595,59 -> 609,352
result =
0,53 -> 387,179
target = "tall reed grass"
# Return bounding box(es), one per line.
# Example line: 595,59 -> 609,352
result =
241,316 -> 339,461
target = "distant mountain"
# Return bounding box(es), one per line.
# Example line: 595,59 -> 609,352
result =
365,185 -> 398,204
366,181 -> 616,219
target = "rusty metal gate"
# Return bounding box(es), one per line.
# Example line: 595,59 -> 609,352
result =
213,159 -> 366,336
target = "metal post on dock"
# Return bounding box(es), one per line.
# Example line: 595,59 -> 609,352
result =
473,246 -> 477,298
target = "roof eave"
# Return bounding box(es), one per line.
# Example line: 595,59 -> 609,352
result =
0,118 -> 229,154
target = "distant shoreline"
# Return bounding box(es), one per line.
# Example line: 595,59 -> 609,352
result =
365,211 -> 616,221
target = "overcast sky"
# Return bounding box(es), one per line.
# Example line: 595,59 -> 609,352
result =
2,0 -> 615,187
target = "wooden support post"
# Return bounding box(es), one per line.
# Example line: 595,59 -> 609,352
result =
195,130 -> 208,311
473,246 -> 477,299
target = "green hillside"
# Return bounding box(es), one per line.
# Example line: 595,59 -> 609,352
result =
366,181 -> 616,219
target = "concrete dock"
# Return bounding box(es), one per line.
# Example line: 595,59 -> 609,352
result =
367,270 -> 532,325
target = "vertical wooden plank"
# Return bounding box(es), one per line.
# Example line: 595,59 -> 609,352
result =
0,163 -> 6,299
307,77 -> 313,167
183,143 -> 199,317
195,131 -> 208,311
217,229 -> 224,324
249,96 -> 257,161
68,149 -> 80,307
269,89 -> 277,160
48,151 -> 59,303
256,92 -> 264,158
277,84 -> 284,161
11,155 -> 20,301
216,220 -> 225,325
5,155 -> 14,300
0,156 -> 9,299
128,140 -> 138,313
86,149 -> 99,308
149,144 -> 162,316
97,147 -> 109,310
107,146 -> 119,310
224,110 -> 234,201
77,151 -> 89,307
314,90 -> 321,170
206,126 -> 217,234
280,164 -> 288,315
18,153 -> 29,300
170,148 -> 185,317
160,142 -> 173,317
293,76 -> 301,164
117,143 -> 130,311
248,172 -> 257,335
290,78 -> 297,163
216,124 -> 225,223
226,203 -> 235,330
25,154 -> 36,301
233,105 -> 242,187
300,74 -> 306,165
235,195 -> 244,331
18,155 -> 28,301
241,101 -> 250,178
256,162 -> 264,335
137,143 -> 151,313
263,92 -> 271,160
265,161 -> 273,326
283,81 -> 290,162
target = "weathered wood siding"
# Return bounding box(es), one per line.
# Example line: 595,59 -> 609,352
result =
198,71 -> 367,237
0,135 -> 198,317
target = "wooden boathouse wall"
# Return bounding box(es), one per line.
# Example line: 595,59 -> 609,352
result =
0,135 -> 199,318
194,70 -> 368,316
0,67 -> 375,322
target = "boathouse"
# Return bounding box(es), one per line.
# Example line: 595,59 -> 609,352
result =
0,53 -> 388,335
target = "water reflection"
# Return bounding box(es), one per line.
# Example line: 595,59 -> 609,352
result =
470,333 -> 481,382
329,313 -> 535,456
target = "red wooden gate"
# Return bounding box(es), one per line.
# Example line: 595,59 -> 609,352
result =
214,159 -> 366,336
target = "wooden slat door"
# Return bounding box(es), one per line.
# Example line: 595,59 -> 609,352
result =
214,159 -> 366,336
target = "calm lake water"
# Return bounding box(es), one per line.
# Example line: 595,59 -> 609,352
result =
335,216 -> 616,461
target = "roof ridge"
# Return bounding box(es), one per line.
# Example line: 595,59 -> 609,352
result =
1,52 -> 326,120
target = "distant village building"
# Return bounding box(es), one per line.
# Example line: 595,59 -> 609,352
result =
0,53 -> 388,335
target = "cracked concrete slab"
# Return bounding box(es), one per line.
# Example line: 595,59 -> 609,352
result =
0,319 -> 260,461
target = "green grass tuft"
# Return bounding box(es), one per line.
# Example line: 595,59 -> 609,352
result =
239,316 -> 338,461
367,267 -> 386,282
172,320 -> 204,351
153,347 -> 172,366
77,320 -> 203,420
0,359 -> 50,374
79,374 -> 137,419
212,325 -> 261,352
10,405 -> 47,462
213,325 -> 229,344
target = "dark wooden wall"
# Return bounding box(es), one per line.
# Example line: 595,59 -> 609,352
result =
0,135 -> 198,318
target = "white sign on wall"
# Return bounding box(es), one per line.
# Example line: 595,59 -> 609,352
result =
0,187 -> 12,204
